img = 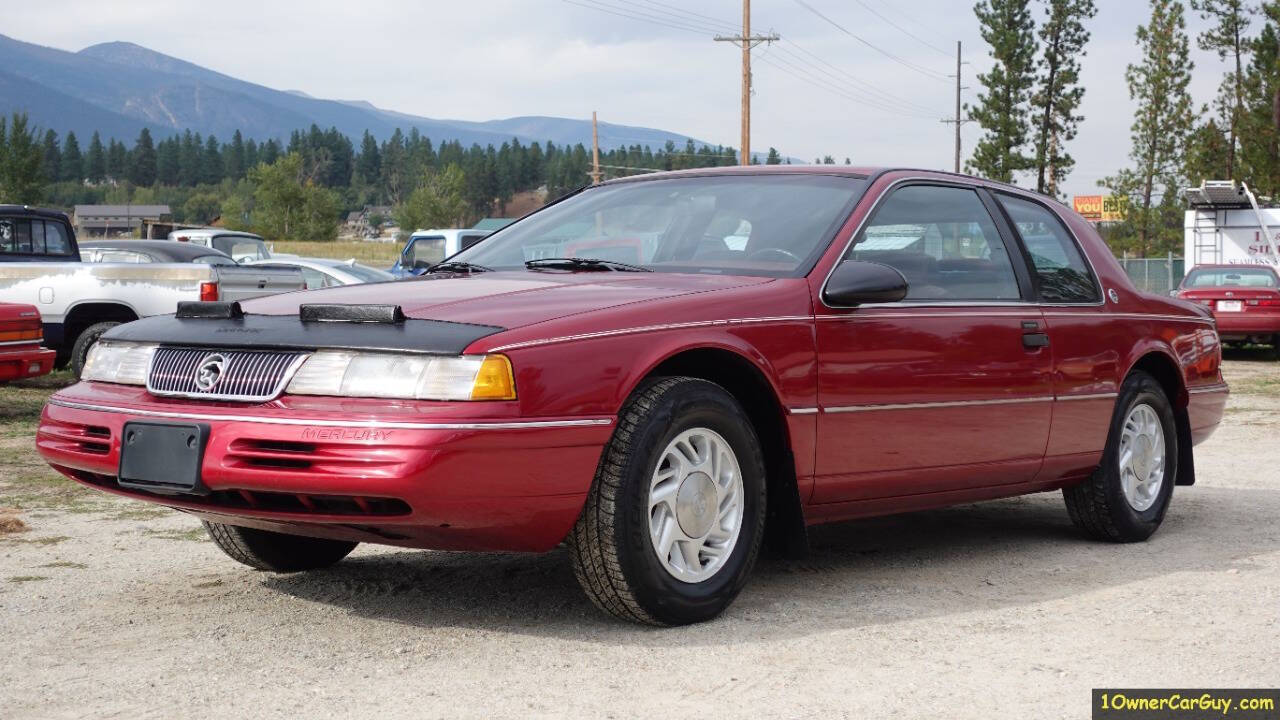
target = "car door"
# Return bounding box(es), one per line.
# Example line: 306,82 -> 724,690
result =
812,182 -> 1054,504
990,192 -> 1119,483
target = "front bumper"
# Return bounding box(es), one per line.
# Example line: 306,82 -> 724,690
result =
0,345 -> 56,382
37,385 -> 614,552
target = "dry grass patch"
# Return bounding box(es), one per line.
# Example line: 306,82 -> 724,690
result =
272,240 -> 401,264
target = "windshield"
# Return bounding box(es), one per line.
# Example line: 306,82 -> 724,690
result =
1185,267 -> 1278,288
451,174 -> 867,277
212,236 -> 270,261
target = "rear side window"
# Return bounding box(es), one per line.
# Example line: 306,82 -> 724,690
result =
847,184 -> 1021,301
997,195 -> 1100,303
460,233 -> 487,251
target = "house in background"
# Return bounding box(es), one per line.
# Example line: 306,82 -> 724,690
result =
345,205 -> 394,237
73,205 -> 172,238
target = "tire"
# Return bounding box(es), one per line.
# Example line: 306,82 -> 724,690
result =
568,377 -> 767,626
70,321 -> 120,378
1063,370 -> 1178,542
1271,334 -> 1280,361
203,521 -> 358,572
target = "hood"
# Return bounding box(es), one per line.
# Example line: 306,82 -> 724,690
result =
241,271 -> 773,330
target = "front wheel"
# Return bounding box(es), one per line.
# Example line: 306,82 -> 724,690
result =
568,377 -> 767,626
1063,370 -> 1178,542
203,521 -> 358,572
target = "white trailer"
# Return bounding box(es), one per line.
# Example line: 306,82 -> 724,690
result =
1183,180 -> 1280,268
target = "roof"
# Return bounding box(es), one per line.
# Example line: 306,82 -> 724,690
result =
0,205 -> 72,221
72,205 -> 172,217
78,239 -> 233,261
473,218 -> 514,232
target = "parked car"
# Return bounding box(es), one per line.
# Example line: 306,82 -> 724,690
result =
37,167 -> 1227,626
1175,264 -> 1280,354
0,206 -> 306,375
167,228 -> 275,263
80,240 -> 237,265
0,302 -> 56,382
243,257 -> 394,288
389,228 -> 490,276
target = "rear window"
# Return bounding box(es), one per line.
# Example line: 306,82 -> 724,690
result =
340,263 -> 393,282
0,217 -> 74,256
1185,267 -> 1278,288
212,236 -> 270,260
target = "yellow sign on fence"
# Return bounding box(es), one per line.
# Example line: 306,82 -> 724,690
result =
1072,195 -> 1127,223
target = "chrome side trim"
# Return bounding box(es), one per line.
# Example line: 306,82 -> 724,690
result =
0,338 -> 46,347
1056,392 -> 1119,401
487,315 -> 812,352
46,399 -> 614,430
823,395 -> 1056,413
1042,311 -> 1216,325
1188,383 -> 1230,395
787,407 -> 819,415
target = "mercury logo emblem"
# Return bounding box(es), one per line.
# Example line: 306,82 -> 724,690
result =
194,353 -> 227,391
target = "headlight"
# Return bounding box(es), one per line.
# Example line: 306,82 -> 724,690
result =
81,341 -> 157,385
285,352 -> 516,401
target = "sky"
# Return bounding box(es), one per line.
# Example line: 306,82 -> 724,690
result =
7,0 -> 1239,198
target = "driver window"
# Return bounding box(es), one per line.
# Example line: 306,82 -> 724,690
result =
848,185 -> 1021,301
407,237 -> 446,267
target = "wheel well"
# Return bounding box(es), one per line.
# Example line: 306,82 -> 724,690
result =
646,348 -> 808,556
62,303 -> 138,349
1129,351 -> 1195,486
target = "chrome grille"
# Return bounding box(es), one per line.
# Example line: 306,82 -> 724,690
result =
147,347 -> 308,402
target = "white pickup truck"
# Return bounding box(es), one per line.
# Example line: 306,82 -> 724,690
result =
0,206 -> 305,374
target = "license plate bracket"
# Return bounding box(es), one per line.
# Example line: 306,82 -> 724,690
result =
1217,300 -> 1243,312
118,421 -> 211,495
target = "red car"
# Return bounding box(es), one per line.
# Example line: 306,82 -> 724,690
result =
0,302 -> 56,382
1175,264 -> 1280,354
37,167 -> 1227,625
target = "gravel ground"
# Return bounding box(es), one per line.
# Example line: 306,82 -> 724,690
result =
2,353 -> 1278,719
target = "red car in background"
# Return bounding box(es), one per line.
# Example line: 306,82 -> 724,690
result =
0,303 -> 56,382
37,167 -> 1227,625
1176,264 -> 1280,356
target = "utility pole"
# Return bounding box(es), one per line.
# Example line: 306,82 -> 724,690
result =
715,0 -> 778,166
939,41 -> 970,173
589,111 -> 602,184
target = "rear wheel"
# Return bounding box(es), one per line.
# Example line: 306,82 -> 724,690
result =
1063,371 -> 1177,542
1271,334 -> 1280,361
70,321 -> 120,378
203,521 -> 358,572
568,377 -> 767,626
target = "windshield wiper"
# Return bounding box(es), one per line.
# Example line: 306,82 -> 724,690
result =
524,257 -> 652,272
427,261 -> 493,274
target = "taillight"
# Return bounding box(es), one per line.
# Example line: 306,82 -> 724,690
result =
199,282 -> 219,301
1250,298 -> 1280,307
0,328 -> 42,342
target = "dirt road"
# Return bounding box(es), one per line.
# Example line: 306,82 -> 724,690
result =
2,354 -> 1278,719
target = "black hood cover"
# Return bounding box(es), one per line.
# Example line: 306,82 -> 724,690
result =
103,312 -> 505,356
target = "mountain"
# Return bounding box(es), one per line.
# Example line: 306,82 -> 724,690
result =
0,33 -> 713,152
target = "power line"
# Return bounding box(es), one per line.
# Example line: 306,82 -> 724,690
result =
771,41 -> 939,115
561,0 -> 717,35
790,0 -> 950,82
849,0 -> 951,56
630,0 -> 739,32
756,50 -> 936,120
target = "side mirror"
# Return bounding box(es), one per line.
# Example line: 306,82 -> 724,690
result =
823,261 -> 909,306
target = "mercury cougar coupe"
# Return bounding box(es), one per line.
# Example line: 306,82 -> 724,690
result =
37,167 -> 1227,625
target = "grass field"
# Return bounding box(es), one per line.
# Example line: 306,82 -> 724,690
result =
272,240 -> 402,264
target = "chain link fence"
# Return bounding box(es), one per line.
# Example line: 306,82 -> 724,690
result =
1115,255 -> 1185,296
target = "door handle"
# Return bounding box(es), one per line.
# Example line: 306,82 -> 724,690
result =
1022,332 -> 1050,349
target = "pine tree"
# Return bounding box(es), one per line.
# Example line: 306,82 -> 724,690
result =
1031,0 -> 1097,196
1239,2 -> 1280,195
86,131 -> 106,182
1190,0 -> 1253,178
41,129 -> 61,184
0,113 -> 46,204
128,128 -> 157,186
224,130 -> 246,180
202,135 -> 223,184
765,147 -> 782,164
156,136 -> 180,185
967,0 -> 1039,183
106,139 -> 128,181
61,131 -> 83,182
356,129 -> 381,184
1101,0 -> 1196,257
